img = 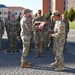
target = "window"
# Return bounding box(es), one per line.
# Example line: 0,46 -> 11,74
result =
4,12 -> 8,15
15,12 -> 17,15
64,0 -> 68,11
0,12 -> 1,15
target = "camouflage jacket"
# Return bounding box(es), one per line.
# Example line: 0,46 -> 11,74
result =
20,16 -> 32,37
6,20 -> 20,35
54,20 -> 65,44
43,20 -> 51,34
63,20 -> 69,34
0,19 -> 4,36
32,16 -> 45,32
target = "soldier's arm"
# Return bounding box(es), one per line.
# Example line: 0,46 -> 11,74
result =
67,21 -> 69,33
1,21 -> 4,36
54,25 -> 65,38
7,21 -> 10,33
32,18 -> 36,24
17,21 -> 21,32
41,16 -> 46,21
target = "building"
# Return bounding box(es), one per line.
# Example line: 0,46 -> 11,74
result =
68,0 -> 75,11
42,0 -> 75,15
0,4 -> 8,22
0,4 -> 33,22
8,6 -> 33,18
8,6 -> 25,18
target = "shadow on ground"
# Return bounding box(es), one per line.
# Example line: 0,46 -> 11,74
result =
0,39 -> 75,73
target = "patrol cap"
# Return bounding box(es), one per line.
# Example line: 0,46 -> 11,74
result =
23,9 -> 31,14
38,10 -> 41,13
11,14 -> 15,17
51,10 -> 60,17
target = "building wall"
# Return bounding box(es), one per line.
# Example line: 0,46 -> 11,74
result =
56,0 -> 64,15
51,0 -> 56,12
68,0 -> 75,11
42,0 -> 65,15
8,10 -> 24,18
42,0 -> 50,15
0,8 -> 8,23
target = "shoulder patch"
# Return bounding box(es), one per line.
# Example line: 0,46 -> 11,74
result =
59,26 -> 63,30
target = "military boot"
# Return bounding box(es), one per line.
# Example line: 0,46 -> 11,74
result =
21,62 -> 31,68
45,47 -> 49,51
55,64 -> 64,71
35,53 -> 42,58
35,53 -> 40,58
29,49 -> 32,52
50,60 -> 59,67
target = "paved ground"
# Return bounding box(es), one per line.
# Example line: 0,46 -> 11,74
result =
0,29 -> 75,75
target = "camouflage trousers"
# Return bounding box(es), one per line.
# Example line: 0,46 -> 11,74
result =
53,40 -> 64,66
34,31 -> 43,54
21,36 -> 31,62
0,35 -> 2,50
64,33 -> 68,49
29,32 -> 34,51
8,34 -> 17,51
43,32 -> 50,48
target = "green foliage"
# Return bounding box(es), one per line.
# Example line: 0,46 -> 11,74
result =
67,7 -> 75,22
69,21 -> 75,29
43,11 -> 52,19
63,10 -> 68,19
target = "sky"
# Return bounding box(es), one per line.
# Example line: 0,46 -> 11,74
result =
0,0 -> 42,14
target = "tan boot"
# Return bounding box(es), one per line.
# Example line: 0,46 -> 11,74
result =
50,60 -> 59,67
21,62 -> 31,68
55,64 -> 64,71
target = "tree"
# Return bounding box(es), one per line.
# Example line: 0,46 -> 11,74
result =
67,7 -> 75,22
63,10 -> 68,19
43,11 -> 52,19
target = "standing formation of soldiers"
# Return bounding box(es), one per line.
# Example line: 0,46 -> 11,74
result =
0,9 -> 70,71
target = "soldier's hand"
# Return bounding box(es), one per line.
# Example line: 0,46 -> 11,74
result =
35,21 -> 41,24
50,33 -> 52,37
50,33 -> 54,37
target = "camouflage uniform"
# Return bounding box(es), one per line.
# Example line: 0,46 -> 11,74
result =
6,19 -> 20,52
63,20 -> 69,49
50,18 -> 55,45
32,16 -> 45,56
53,20 -> 65,66
50,10 -> 65,71
43,19 -> 51,50
0,19 -> 4,50
29,16 -> 33,52
5,19 -> 10,39
20,16 -> 32,62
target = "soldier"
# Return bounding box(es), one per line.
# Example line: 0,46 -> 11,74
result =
50,11 -> 65,71
16,13 -> 22,39
62,14 -> 69,50
32,10 -> 45,57
29,15 -> 33,52
43,15 -> 51,51
0,18 -> 4,51
6,14 -> 20,52
20,9 -> 32,68
5,15 -> 11,39
50,16 -> 55,46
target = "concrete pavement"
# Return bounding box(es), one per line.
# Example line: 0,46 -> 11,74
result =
0,29 -> 75,75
